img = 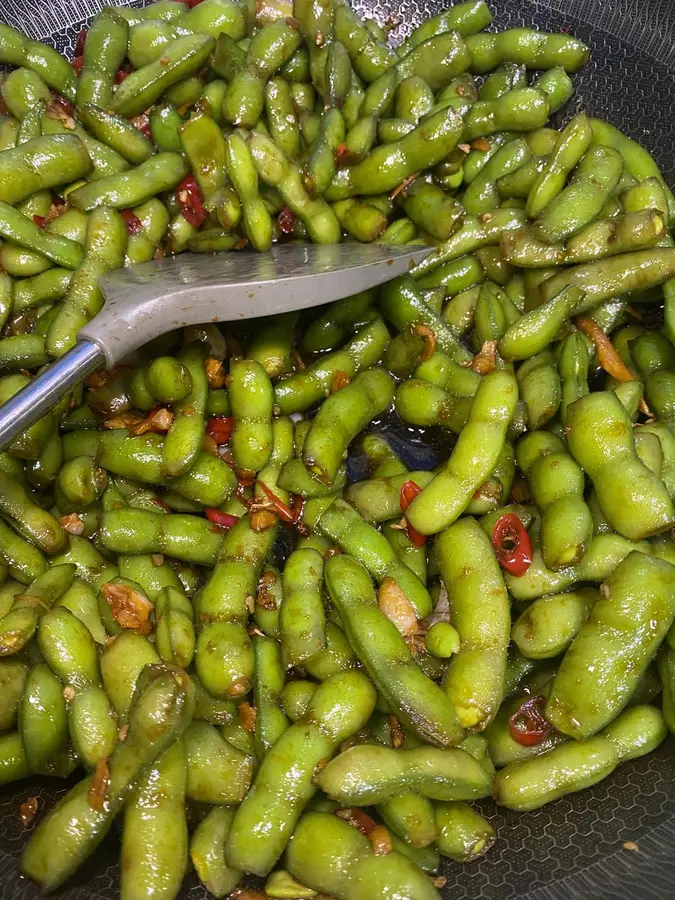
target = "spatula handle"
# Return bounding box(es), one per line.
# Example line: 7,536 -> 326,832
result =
0,341 -> 103,452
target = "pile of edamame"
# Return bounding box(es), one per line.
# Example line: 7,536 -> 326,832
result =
1,0 -> 675,896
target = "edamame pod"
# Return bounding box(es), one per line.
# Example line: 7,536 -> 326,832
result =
318,499 -> 431,618
196,514 -> 277,698
546,552 -> 675,738
21,664 -> 194,890
325,554 -> 464,747
436,517 -> 510,731
495,705 -> 666,810
225,669 -> 376,875
316,742 -> 491,805
405,371 -> 518,535
566,391 -> 674,540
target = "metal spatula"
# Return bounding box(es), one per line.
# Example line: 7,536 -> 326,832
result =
0,243 -> 427,450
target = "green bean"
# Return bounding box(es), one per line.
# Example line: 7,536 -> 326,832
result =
495,705 -> 665,810
462,88 -> 549,142
325,554 -> 463,747
225,669 -> 376,875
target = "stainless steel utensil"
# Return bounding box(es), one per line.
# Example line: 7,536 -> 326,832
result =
0,242 -> 426,450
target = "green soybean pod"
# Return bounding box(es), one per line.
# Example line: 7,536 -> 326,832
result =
325,554 -> 463,748
253,635 -> 289,757
281,548 -> 326,668
196,515 -> 277,699
566,390 -> 674,540
532,146 -> 624,244
436,517 -> 510,731
318,498 -> 431,619
18,663 -> 68,772
77,13 -> 128,109
516,350 -> 560,430
100,631 -> 160,723
405,370 -> 519,536
526,112 -> 592,219
190,806 -> 241,898
495,705 -> 666,811
546,552 -> 675,739
435,801 -> 496,862
155,585 -> 195,669
229,357 -> 274,475
162,341 -> 208,477
224,669 -> 377,876
302,367 -> 395,484
120,740 -> 188,900
0,656 -> 28,732
379,792 -> 439,847
512,588 -> 598,659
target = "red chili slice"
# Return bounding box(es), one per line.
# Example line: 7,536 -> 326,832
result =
52,94 -> 75,117
204,508 -> 239,528
491,512 -> 532,577
508,695 -> 552,746
257,481 -> 298,524
399,480 -> 426,548
71,55 -> 84,73
75,29 -> 88,56
277,207 -> 296,235
120,209 -> 143,236
33,215 -> 46,229
206,416 -> 234,445
176,174 -> 207,228
115,68 -> 132,84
